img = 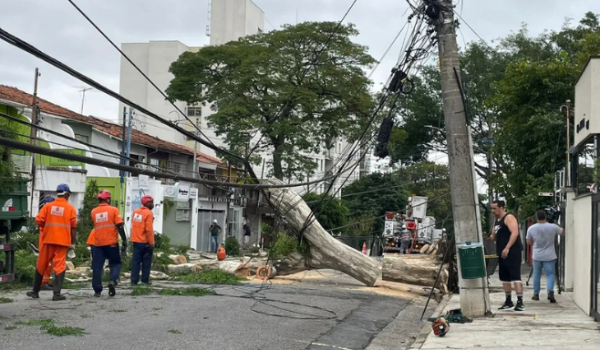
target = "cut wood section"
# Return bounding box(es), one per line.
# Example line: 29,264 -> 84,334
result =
262,179 -> 381,286
382,254 -> 449,293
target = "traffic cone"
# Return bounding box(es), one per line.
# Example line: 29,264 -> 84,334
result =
362,242 -> 367,255
217,244 -> 226,261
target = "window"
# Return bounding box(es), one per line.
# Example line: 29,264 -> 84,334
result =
574,137 -> 597,195
75,134 -> 89,143
187,107 -> 202,117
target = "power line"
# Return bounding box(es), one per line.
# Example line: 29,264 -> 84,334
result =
0,135 -> 366,190
452,10 -> 496,52
0,111 -> 179,176
245,0 -> 361,162
0,27 -> 244,163
65,0 -> 216,150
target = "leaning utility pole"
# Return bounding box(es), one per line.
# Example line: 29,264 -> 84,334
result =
29,68 -> 40,216
433,1 -> 489,317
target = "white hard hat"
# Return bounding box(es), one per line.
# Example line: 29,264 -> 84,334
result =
213,219 -> 217,223
402,224 -> 406,229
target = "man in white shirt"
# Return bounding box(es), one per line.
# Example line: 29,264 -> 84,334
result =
526,210 -> 564,303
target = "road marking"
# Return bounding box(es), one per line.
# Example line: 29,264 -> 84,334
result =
311,344 -> 354,350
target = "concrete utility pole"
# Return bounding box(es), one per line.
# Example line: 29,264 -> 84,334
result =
29,68 -> 40,216
487,125 -> 494,234
192,117 -> 200,178
434,1 -> 489,317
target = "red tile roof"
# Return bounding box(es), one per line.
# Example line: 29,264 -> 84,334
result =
0,85 -> 227,167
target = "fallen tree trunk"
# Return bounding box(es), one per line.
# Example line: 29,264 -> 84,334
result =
262,179 -> 381,286
382,254 -> 449,293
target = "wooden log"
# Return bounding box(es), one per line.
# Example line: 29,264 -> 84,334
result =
382,255 -> 449,292
263,179 -> 380,286
166,263 -> 202,273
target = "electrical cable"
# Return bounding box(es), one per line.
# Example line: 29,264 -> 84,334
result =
296,4 -> 439,238
65,0 -> 216,150
0,111 -> 180,176
0,27 -> 243,163
0,135 -> 365,189
244,0 -> 361,162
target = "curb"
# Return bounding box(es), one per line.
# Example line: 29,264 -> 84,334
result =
408,294 -> 452,349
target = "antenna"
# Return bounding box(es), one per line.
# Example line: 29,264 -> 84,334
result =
76,87 -> 93,115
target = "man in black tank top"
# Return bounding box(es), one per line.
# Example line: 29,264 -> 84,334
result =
491,200 -> 525,311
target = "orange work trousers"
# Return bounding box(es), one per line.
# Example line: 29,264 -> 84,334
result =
36,244 -> 69,277
39,237 -> 53,284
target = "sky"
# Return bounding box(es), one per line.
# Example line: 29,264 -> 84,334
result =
1,0 -> 599,191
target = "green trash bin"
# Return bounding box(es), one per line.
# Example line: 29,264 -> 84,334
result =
457,242 -> 486,279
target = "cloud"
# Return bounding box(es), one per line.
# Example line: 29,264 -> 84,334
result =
0,0 -> 598,124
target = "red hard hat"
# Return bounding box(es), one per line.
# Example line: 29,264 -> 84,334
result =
141,195 -> 154,205
97,190 -> 111,200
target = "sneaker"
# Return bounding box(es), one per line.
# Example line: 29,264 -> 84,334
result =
548,292 -> 556,303
498,301 -> 514,310
514,300 -> 525,312
108,281 -> 116,297
93,292 -> 101,298
532,294 -> 539,301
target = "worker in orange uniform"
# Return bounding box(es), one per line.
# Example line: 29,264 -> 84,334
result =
130,195 -> 155,285
91,190 -> 127,297
39,195 -> 56,291
27,184 -> 77,301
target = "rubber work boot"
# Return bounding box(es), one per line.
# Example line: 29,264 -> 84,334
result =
532,294 -> 539,301
93,292 -> 101,298
548,292 -> 556,303
108,280 -> 117,297
26,271 -> 44,299
52,272 -> 66,301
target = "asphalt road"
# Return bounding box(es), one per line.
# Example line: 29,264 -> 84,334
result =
0,278 -> 436,350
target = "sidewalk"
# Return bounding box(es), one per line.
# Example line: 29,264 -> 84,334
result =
410,267 -> 600,350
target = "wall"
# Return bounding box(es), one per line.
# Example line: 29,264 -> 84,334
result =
161,181 -> 194,247
88,177 -> 124,215
124,176 -> 164,237
574,58 -> 600,147
31,167 -> 87,217
119,41 -> 189,145
564,189 -> 576,290
209,0 -> 264,46
572,195 -> 592,314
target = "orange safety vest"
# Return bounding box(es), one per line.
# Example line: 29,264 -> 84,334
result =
36,198 -> 77,247
91,203 -> 123,247
87,229 -> 96,246
130,206 -> 155,245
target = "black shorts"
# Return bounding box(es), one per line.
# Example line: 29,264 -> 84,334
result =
498,250 -> 521,283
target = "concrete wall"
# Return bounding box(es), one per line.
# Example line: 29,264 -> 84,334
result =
572,195 -> 593,314
31,167 -> 87,217
574,58 -> 600,147
564,190 -> 576,291
124,177 -> 164,238
209,0 -> 265,46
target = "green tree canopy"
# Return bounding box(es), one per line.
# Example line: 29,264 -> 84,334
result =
301,192 -> 349,231
166,21 -> 376,180
341,172 -> 407,235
